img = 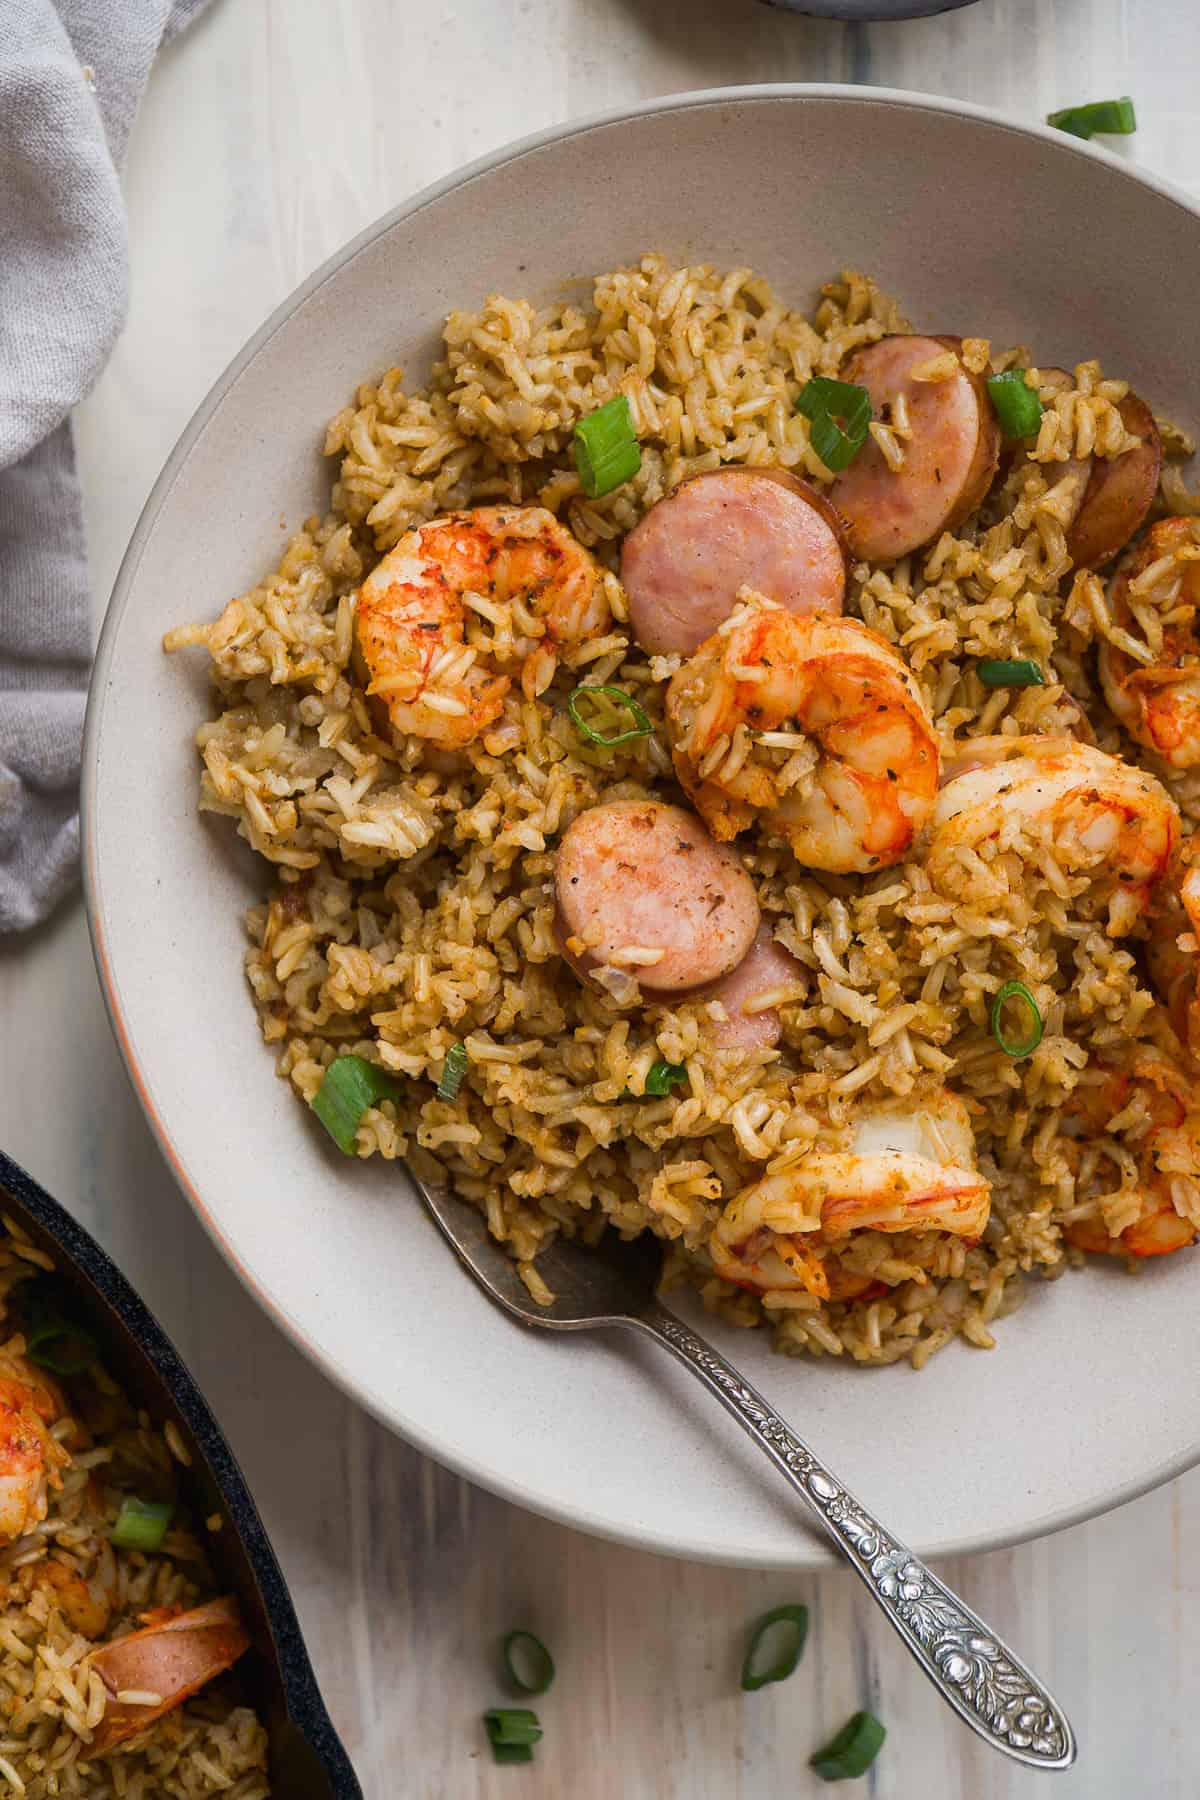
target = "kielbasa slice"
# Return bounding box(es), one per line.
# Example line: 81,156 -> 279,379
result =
830,334 -> 1000,563
1065,389 -> 1162,570
621,467 -> 848,657
554,800 -> 759,996
702,924 -> 809,1050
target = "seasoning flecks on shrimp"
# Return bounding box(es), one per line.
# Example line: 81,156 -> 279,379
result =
709,1090 -> 990,1299
0,1347 -> 70,1545
932,735 -> 1179,932
1062,1037 -> 1200,1259
1098,517 -> 1200,767
664,596 -> 940,874
354,505 -> 612,745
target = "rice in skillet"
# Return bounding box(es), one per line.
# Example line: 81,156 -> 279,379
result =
165,255 -> 1200,1368
0,1217 -> 268,1795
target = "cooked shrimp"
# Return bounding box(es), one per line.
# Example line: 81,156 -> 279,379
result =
1063,1039 -> 1200,1259
0,1349 -> 70,1545
86,1594 -> 251,1756
664,596 -> 939,873
709,1090 -> 990,1298
30,1557 -> 113,1638
932,735 -> 1178,930
354,505 -> 610,745
1146,861 -> 1200,1056
1098,517 -> 1200,767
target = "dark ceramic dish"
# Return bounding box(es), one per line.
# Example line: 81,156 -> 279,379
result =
759,0 -> 976,18
0,1149 -> 361,1800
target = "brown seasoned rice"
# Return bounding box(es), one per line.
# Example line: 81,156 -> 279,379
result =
165,254 -> 1200,1371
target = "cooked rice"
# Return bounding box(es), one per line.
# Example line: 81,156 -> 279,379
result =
165,254 -> 1200,1369
0,1221 -> 269,1796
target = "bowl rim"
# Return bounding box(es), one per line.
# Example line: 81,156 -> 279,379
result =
83,82 -> 1200,1568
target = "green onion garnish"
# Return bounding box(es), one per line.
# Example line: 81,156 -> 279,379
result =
437,1042 -> 469,1102
567,684 -> 653,748
25,1317 -> 98,1377
111,1496 -> 173,1552
501,1630 -> 555,1695
483,1708 -> 543,1764
573,395 -> 641,498
810,1710 -> 887,1781
643,1059 -> 688,1098
740,1604 -> 810,1691
986,370 -> 1043,440
990,980 -> 1044,1059
311,1055 -> 401,1155
796,377 -> 873,473
976,658 -> 1045,689
1047,96 -> 1137,140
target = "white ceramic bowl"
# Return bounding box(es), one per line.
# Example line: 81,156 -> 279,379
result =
84,86 -> 1200,1568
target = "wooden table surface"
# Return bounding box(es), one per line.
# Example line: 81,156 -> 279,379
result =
3,1 -> 1198,1793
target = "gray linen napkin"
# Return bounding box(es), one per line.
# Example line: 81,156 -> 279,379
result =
0,0 -> 210,933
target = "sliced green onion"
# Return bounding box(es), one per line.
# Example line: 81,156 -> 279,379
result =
810,1710 -> 887,1781
976,658 -> 1045,689
111,1496 -> 174,1552
573,395 -> 641,498
986,370 -> 1044,439
1047,96 -> 1137,140
990,980 -> 1044,1059
796,376 -> 872,473
484,1708 -> 543,1762
501,1630 -> 555,1695
311,1055 -> 401,1155
567,684 -> 653,748
437,1042 -> 469,1103
740,1603 -> 809,1691
25,1317 -> 98,1377
644,1060 -> 688,1098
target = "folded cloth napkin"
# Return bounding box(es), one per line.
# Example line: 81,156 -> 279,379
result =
0,0 -> 210,933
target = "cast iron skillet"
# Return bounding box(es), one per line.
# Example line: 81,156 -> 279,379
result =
0,1148 -> 361,1799
758,0 -> 976,17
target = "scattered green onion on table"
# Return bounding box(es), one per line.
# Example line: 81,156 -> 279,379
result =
991,980 -> 1044,1059
977,658 -> 1045,689
573,395 -> 641,498
740,1603 -> 810,1691
810,1710 -> 887,1781
111,1496 -> 173,1553
501,1630 -> 556,1696
796,376 -> 873,472
986,370 -> 1044,440
311,1054 -> 403,1154
1047,96 -> 1137,140
483,1707 -> 543,1765
567,684 -> 653,748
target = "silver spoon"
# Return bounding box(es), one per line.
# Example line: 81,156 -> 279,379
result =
415,1174 -> 1076,1770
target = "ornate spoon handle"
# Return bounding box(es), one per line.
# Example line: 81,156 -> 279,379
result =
630,1301 -> 1075,1770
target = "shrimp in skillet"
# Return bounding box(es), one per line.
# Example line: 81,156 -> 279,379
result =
0,1347 -> 70,1545
931,735 -> 1178,931
355,505 -> 610,745
1062,1035 -> 1200,1259
663,595 -> 939,873
709,1089 -> 990,1300
1098,517 -> 1200,767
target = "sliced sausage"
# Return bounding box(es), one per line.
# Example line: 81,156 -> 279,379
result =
830,334 -> 1000,563
554,799 -> 759,996
1066,389 -> 1161,570
86,1596 -> 250,1756
702,924 -> 809,1050
621,467 -> 848,657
